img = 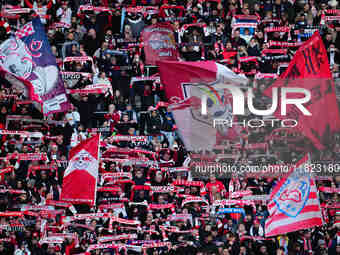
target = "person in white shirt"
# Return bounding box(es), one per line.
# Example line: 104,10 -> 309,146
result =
14,243 -> 31,255
71,124 -> 87,147
65,104 -> 80,129
56,1 -> 72,28
93,72 -> 112,88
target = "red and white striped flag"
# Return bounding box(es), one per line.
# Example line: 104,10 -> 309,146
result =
61,134 -> 100,206
265,154 -> 323,237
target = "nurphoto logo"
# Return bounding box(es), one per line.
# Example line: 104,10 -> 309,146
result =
201,85 -> 312,116
200,85 -> 312,128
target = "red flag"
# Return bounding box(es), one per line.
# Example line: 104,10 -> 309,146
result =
141,23 -> 179,65
61,134 -> 100,206
265,155 -> 323,237
264,32 -> 340,150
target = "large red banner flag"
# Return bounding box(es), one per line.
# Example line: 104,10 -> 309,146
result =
158,61 -> 248,151
61,134 -> 100,206
265,154 -> 323,237
264,32 -> 340,150
141,23 -> 179,65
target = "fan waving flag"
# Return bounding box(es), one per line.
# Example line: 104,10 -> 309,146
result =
61,134 -> 100,206
0,18 -> 70,115
264,32 -> 340,150
265,155 -> 323,237
158,61 -> 248,151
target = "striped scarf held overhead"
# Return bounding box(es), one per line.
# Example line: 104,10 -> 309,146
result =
303,238 -> 313,254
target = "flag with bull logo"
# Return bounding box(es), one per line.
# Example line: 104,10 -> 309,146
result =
141,23 -> 179,65
158,61 -> 248,151
0,17 -> 70,115
61,134 -> 100,206
265,154 -> 323,237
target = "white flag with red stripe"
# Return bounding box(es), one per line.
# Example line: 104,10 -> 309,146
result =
61,134 -> 100,206
265,155 -> 323,237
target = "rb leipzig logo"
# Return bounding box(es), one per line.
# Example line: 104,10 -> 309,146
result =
273,176 -> 311,218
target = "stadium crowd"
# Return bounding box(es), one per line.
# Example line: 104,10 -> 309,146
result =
0,0 -> 339,254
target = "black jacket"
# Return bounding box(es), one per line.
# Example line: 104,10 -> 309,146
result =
69,95 -> 102,125
147,114 -> 162,134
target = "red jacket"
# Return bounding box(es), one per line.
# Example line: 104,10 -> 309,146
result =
206,180 -> 226,193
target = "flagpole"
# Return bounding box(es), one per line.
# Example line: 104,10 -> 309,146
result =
93,133 -> 101,208
309,152 -> 326,225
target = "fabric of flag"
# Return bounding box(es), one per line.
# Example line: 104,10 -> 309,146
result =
61,134 -> 100,206
0,17 -> 70,115
265,155 -> 323,237
141,23 -> 179,65
15,22 -> 35,38
264,32 -> 340,150
158,61 -> 248,151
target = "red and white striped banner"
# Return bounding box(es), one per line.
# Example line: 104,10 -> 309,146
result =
181,197 -> 209,207
98,234 -> 137,243
0,130 -> 43,137
79,5 -> 113,12
63,56 -> 93,62
6,153 -> 47,161
268,41 -> 303,48
0,189 -> 26,194
255,73 -> 278,79
111,135 -> 148,142
318,186 -> 340,193
264,26 -> 290,33
102,172 -> 132,180
230,190 -> 253,199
